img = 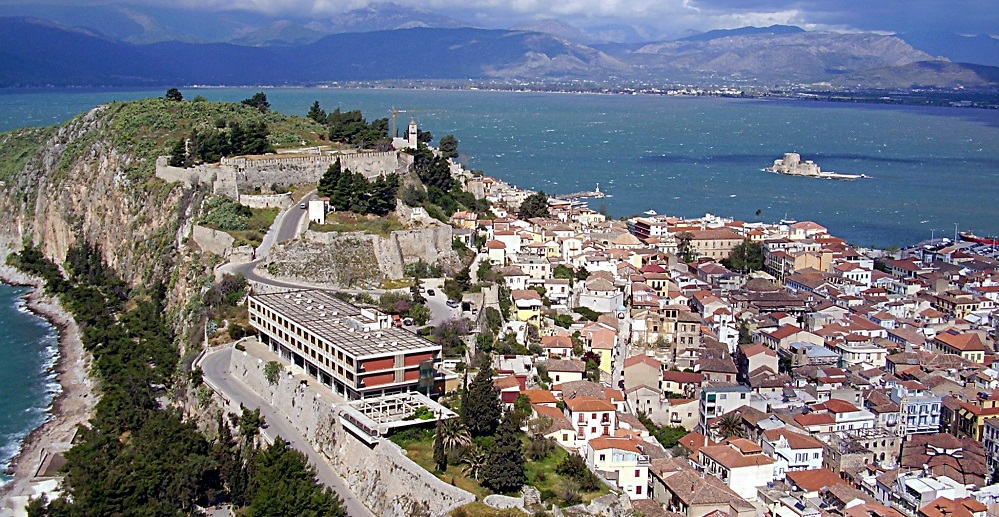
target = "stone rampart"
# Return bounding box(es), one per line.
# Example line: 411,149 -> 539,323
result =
228,346 -> 475,517
192,225 -> 234,257
238,193 -> 293,210
221,151 -> 411,188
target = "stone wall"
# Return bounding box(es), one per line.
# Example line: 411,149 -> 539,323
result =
221,151 -> 411,188
192,225 -> 234,257
238,193 -> 293,209
228,347 -> 475,517
154,156 -> 216,187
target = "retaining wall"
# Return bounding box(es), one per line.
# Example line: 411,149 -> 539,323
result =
238,193 -> 293,209
228,347 -> 475,517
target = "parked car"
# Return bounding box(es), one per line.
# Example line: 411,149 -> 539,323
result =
427,289 -> 436,296
446,299 -> 459,308
299,202 -> 307,209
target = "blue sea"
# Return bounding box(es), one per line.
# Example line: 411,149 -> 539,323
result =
1,88 -> 998,469
0,284 -> 59,486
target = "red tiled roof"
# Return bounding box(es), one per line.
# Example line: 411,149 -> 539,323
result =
786,468 -> 845,492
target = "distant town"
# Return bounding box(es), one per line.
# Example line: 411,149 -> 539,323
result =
194,113 -> 999,516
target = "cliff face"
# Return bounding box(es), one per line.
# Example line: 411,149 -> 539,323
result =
0,99 -> 277,321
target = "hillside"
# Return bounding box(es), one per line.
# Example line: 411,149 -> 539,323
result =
828,60 -> 999,89
624,31 -> 937,83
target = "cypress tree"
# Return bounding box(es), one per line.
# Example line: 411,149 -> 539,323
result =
318,158 -> 342,198
482,410 -> 526,494
433,417 -> 447,472
463,364 -> 500,437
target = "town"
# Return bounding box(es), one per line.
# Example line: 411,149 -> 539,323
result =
171,108 -> 999,517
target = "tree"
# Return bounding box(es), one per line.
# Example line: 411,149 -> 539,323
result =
722,239 -> 764,273
439,418 -> 473,454
248,438 -> 346,516
518,191 -> 550,219
264,361 -> 282,385
241,92 -> 270,113
676,231 -> 694,262
308,101 -> 327,124
434,417 -> 448,472
482,410 -> 526,494
552,264 -> 574,280
463,364 -> 501,437
738,320 -> 753,345
165,88 -> 183,101
239,407 -> 265,441
439,134 -> 459,159
714,412 -> 745,439
461,446 -> 487,482
317,158 -> 342,198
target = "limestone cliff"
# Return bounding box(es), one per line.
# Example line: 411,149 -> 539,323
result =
0,98 -> 317,323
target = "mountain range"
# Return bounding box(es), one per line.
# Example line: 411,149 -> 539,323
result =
1,9 -> 998,90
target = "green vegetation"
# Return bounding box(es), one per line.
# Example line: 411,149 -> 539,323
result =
0,127 -> 56,182
405,145 -> 489,221
636,411 -> 688,448
722,239 -> 764,273
11,243 -> 344,515
165,88 -> 183,102
482,411 -> 526,493
264,361 -> 282,385
169,119 -> 272,166
316,158 -> 400,216
518,191 -> 551,220
321,107 -> 391,150
198,196 -> 276,247
241,92 -> 271,113
439,134 -> 459,159
247,438 -> 346,517
309,211 -> 405,237
463,365 -> 502,437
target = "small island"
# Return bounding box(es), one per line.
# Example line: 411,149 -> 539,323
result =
766,152 -> 867,180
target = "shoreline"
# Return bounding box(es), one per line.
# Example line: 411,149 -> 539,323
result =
0,259 -> 95,512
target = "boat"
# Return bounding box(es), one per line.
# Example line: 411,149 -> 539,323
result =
765,152 -> 866,181
959,231 -> 999,246
643,209 -> 658,216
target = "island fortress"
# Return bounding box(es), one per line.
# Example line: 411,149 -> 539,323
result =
766,152 -> 865,180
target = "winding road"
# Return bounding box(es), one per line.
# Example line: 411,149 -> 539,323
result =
199,347 -> 374,517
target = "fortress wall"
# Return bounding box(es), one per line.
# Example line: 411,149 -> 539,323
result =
238,192 -> 293,209
228,347 -> 475,517
221,151 -> 408,188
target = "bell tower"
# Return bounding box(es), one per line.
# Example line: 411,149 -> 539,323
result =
407,118 -> 419,148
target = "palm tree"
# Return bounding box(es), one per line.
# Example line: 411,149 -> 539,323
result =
714,412 -> 745,439
461,446 -> 487,482
439,417 -> 472,454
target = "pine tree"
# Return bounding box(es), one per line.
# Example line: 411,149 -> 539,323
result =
463,364 -> 501,437
318,158 -> 342,198
439,134 -> 459,159
433,417 -> 447,472
482,410 -> 526,494
308,101 -> 327,124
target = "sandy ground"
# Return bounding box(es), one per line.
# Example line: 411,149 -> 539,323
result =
0,261 -> 96,516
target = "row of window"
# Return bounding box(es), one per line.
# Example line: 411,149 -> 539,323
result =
250,308 -> 356,383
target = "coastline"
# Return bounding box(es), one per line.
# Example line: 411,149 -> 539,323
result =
0,256 -> 95,512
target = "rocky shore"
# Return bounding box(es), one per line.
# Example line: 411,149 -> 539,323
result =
0,256 -> 95,513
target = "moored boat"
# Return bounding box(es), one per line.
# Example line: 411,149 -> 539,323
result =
959,231 -> 999,246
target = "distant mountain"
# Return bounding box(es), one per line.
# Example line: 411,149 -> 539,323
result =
0,18 -> 625,87
829,60 -> 999,89
623,30 -> 936,83
512,19 -> 598,45
0,3 -> 278,43
231,21 -> 326,47
677,24 -> 805,42
312,2 -> 472,34
898,31 -> 999,67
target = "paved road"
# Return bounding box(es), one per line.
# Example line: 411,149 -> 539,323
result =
200,347 -> 375,517
420,279 -> 461,327
220,192 -> 315,287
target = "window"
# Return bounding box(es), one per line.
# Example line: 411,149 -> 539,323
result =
636,485 -> 642,495
635,469 -> 641,477
599,454 -> 606,461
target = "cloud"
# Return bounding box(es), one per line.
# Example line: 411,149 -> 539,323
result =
2,0 -> 995,36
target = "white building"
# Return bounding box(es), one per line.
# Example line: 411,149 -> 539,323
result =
697,438 -> 776,501
761,428 -> 825,480
888,382 -> 942,437
584,435 -> 651,499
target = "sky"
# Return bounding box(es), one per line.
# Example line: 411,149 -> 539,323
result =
3,0 -> 998,38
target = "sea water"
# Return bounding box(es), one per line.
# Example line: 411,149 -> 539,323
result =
1,87 -> 997,247
0,284 -> 59,486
